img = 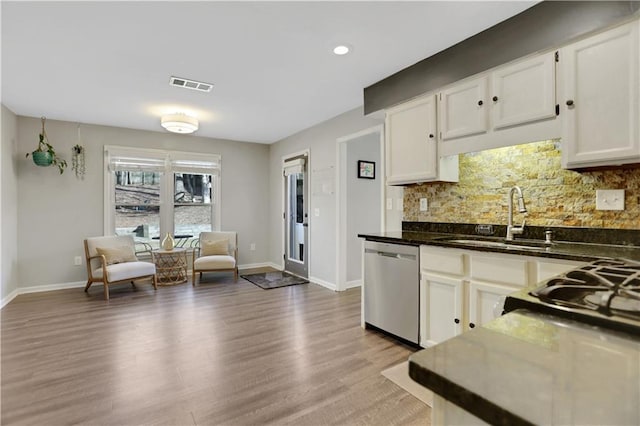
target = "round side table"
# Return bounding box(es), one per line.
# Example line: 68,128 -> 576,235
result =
151,248 -> 188,285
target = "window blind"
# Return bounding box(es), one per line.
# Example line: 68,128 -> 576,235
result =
283,158 -> 305,176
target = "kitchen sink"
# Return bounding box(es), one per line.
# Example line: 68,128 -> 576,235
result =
439,238 -> 550,251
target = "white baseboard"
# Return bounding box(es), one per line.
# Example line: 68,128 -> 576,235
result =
309,276 -> 337,291
345,279 -> 362,289
1,261 -> 323,309
267,262 -> 283,270
238,262 -> 280,270
19,280 -> 87,295
1,280 -> 88,309
1,289 -> 19,309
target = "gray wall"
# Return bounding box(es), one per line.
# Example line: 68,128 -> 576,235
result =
16,116 -> 270,288
1,105 -> 19,301
346,133 -> 380,283
269,106 -> 382,287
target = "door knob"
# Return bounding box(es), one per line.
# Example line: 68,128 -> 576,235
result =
477,100 -> 483,106
566,100 -> 574,106
454,318 -> 460,324
492,96 -> 498,102
428,134 -> 434,139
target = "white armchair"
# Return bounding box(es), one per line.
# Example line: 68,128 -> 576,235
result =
84,235 -> 157,300
192,231 -> 238,286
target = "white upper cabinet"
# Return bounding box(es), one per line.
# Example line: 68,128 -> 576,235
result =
438,54 -> 560,156
385,95 -> 458,185
439,76 -> 489,140
561,20 -> 640,169
491,52 -> 556,129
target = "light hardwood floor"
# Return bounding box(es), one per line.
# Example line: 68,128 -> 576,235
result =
1,269 -> 430,425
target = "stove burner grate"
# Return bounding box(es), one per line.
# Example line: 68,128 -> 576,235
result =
530,258 -> 640,318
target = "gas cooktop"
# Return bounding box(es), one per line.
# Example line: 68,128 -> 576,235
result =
504,258 -> 640,336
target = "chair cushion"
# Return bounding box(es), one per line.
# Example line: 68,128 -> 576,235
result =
96,245 -> 137,265
93,261 -> 156,282
194,255 -> 236,270
201,239 -> 229,256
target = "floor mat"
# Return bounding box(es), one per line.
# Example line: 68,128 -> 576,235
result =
381,361 -> 433,407
241,271 -> 308,290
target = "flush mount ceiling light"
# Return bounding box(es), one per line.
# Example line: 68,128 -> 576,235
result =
333,45 -> 350,55
161,114 -> 199,134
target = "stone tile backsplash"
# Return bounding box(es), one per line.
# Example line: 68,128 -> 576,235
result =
404,140 -> 640,229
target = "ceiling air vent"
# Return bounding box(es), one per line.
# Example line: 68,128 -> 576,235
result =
169,76 -> 213,93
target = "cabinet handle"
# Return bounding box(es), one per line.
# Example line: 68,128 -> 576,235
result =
477,100 -> 483,106
566,100 -> 574,106
428,133 -> 434,139
492,96 -> 498,102
469,323 -> 476,329
454,318 -> 460,324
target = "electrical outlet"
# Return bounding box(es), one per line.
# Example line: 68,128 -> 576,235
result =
386,198 -> 393,210
596,189 -> 624,210
314,208 -> 320,217
74,256 -> 82,266
419,198 -> 428,211
250,243 -> 256,251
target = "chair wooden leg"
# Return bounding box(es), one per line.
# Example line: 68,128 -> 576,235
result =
85,281 -> 92,292
234,268 -> 238,282
152,275 -> 158,290
103,283 -> 109,301
192,270 -> 196,286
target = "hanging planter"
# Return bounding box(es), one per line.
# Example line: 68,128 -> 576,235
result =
32,150 -> 53,166
72,124 -> 86,180
26,117 -> 68,174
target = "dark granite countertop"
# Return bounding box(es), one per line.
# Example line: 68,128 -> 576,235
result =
409,310 -> 640,425
359,225 -> 640,262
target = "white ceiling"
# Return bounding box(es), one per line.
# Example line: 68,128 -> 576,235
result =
2,1 -> 537,144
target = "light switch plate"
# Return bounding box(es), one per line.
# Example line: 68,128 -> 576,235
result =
596,189 -> 624,210
419,198 -> 428,211
386,198 -> 393,210
314,208 -> 320,217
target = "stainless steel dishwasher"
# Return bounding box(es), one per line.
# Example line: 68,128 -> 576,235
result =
364,241 -> 419,344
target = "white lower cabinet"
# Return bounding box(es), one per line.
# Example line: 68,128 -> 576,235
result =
468,281 -> 516,330
420,273 -> 464,348
420,245 -> 587,347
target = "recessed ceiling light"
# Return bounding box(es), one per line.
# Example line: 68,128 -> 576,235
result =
333,45 -> 350,55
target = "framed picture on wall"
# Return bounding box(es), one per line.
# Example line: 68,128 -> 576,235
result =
358,160 -> 375,179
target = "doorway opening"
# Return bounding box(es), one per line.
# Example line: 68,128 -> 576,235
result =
336,125 -> 385,291
283,152 -> 309,279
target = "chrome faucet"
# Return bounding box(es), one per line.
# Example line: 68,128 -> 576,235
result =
506,186 -> 527,241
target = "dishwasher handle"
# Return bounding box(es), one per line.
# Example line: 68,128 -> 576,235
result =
378,252 -> 400,259
365,248 -> 417,261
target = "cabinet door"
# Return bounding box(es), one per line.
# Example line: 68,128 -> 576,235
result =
421,273 -> 464,347
385,95 -> 437,185
491,52 -> 556,130
562,21 -> 640,168
468,281 -> 515,329
439,76 -> 488,140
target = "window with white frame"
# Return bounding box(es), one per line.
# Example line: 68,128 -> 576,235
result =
104,146 -> 221,248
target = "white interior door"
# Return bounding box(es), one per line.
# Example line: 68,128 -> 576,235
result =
283,155 -> 308,278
